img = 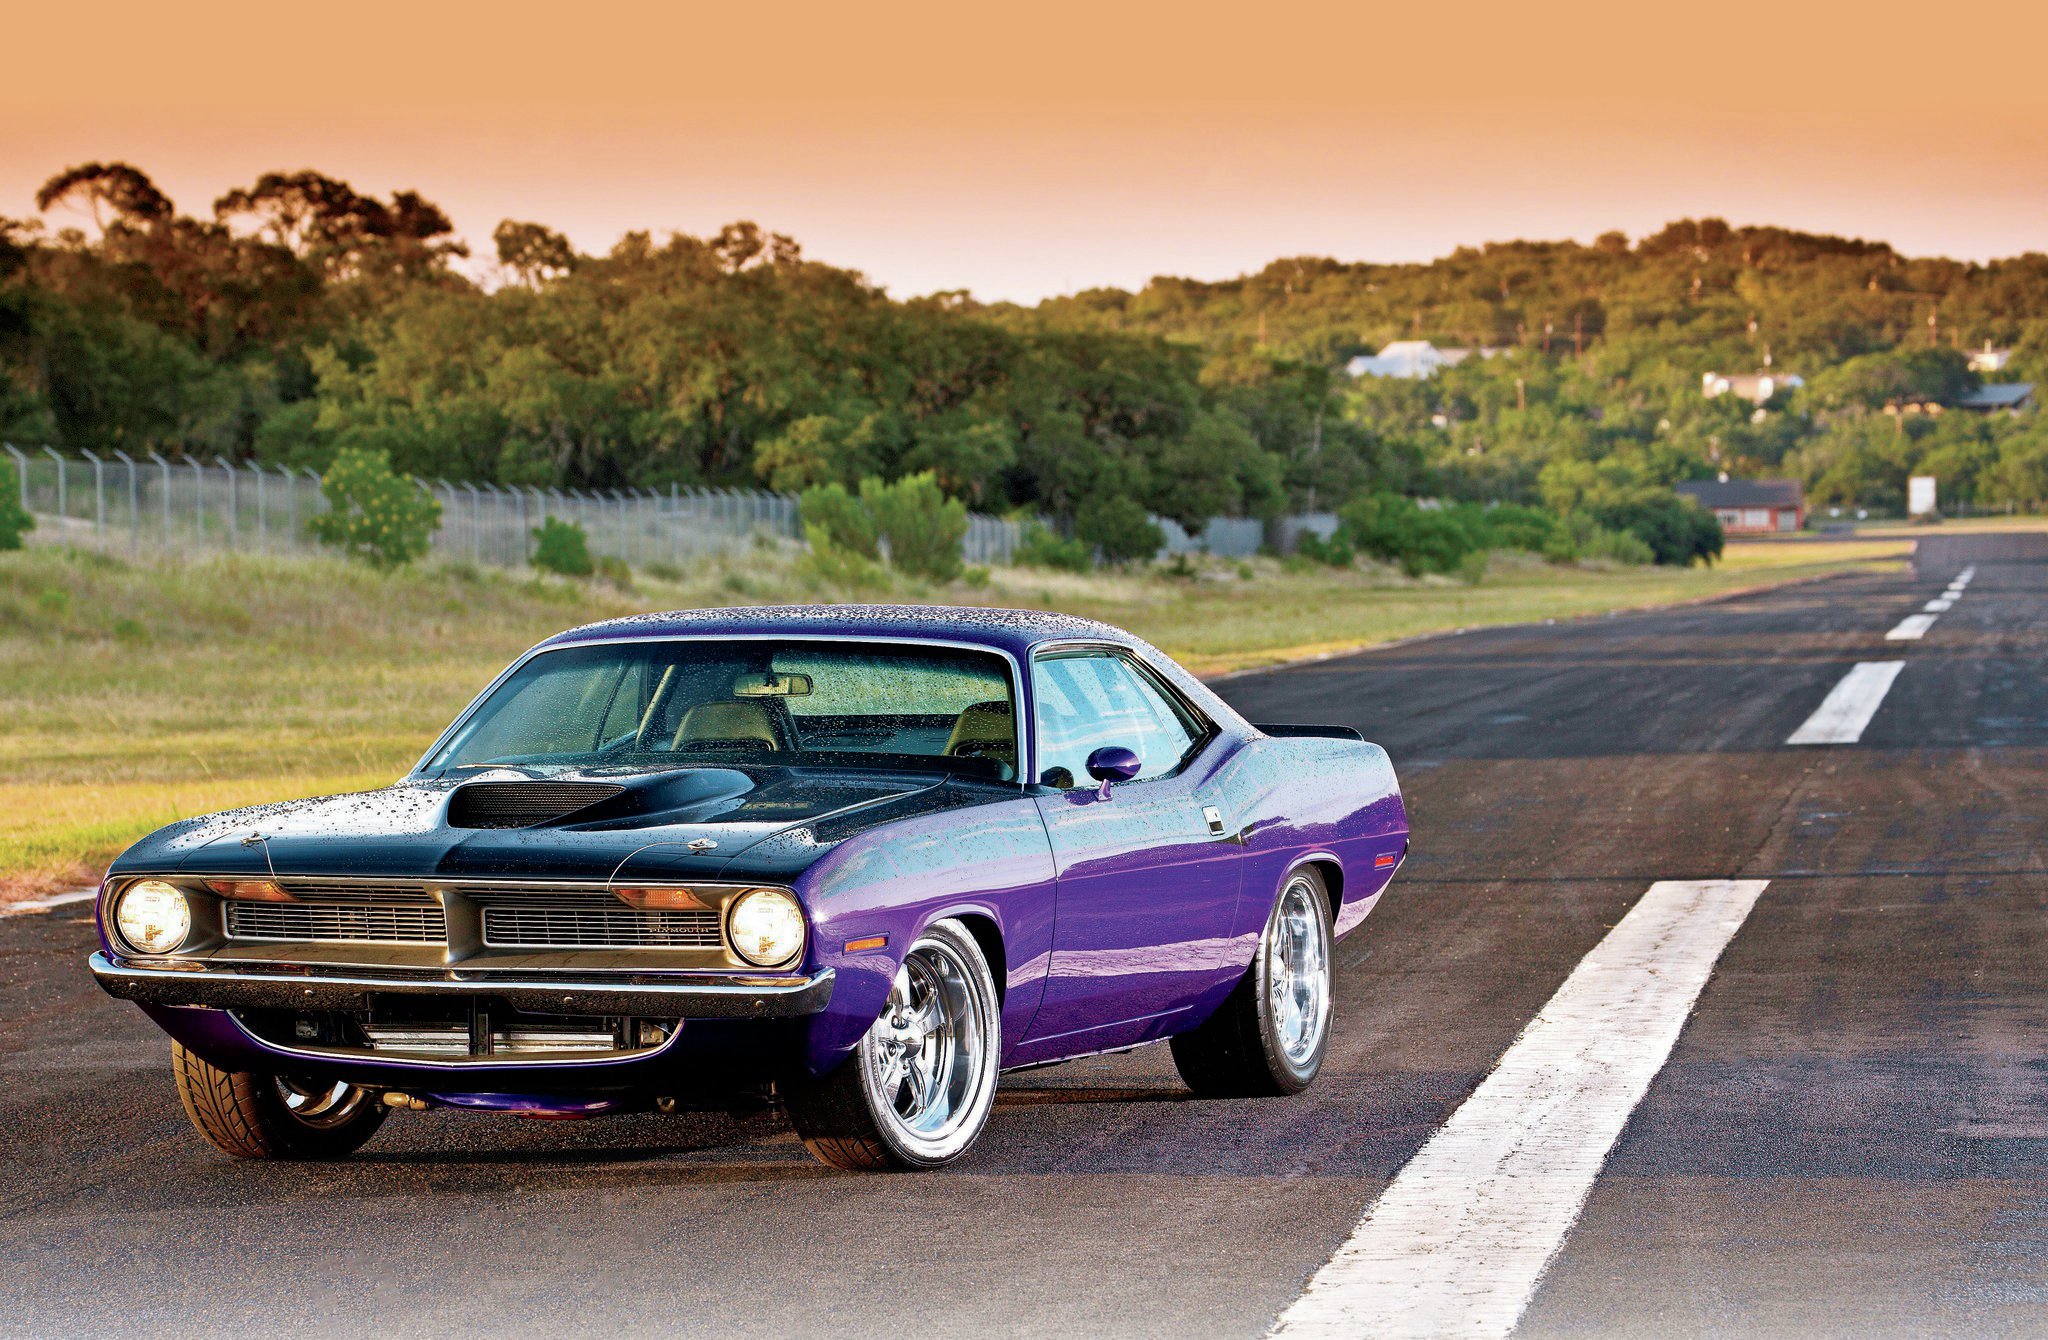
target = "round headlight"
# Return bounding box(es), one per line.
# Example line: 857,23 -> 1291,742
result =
727,887 -> 804,967
115,879 -> 191,955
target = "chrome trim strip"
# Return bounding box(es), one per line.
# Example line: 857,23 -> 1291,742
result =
227,1016 -> 686,1071
89,951 -> 834,1020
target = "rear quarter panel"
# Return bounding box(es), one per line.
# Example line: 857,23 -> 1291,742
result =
1212,734 -> 1408,941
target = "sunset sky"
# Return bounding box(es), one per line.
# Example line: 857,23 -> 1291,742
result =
9,0 -> 2047,303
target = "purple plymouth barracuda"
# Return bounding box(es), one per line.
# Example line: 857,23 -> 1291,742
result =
89,605 -> 1408,1170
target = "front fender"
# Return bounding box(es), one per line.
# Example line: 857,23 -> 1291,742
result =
790,794 -> 1056,1075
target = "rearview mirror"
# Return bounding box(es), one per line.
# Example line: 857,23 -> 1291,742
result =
733,672 -> 813,698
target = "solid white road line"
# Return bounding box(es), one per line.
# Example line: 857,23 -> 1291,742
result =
1886,613 -> 1938,641
1270,879 -> 1769,1340
1787,660 -> 1906,745
1,887 -> 97,917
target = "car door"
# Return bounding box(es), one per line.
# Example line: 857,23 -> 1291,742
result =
1021,647 -> 1244,1053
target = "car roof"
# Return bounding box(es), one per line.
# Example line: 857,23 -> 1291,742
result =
538,604 -> 1143,662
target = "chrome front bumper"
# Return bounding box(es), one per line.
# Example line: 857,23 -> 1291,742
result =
89,951 -> 834,1020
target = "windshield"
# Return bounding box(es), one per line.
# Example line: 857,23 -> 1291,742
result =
424,639 -> 1019,781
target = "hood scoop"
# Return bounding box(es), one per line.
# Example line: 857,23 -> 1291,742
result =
447,781 -> 626,829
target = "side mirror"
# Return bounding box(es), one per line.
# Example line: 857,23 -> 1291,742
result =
1084,745 -> 1142,800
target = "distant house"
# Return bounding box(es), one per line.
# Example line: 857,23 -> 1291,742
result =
1701,371 -> 1804,405
1954,383 -> 2034,413
1345,341 -> 1506,379
1967,343 -> 2014,374
1674,476 -> 1806,534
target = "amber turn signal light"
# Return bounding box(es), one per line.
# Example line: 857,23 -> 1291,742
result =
613,887 -> 710,911
204,879 -> 288,901
843,934 -> 889,953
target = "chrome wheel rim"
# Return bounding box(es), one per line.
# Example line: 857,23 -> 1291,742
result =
276,1076 -> 374,1129
860,939 -> 992,1156
1268,878 -> 1331,1067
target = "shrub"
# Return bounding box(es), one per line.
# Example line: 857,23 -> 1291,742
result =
1016,524 -> 1094,573
1587,492 -> 1723,566
594,555 -> 633,589
1578,525 -> 1656,565
531,517 -> 595,576
1074,495 -> 1164,565
802,474 -> 967,581
863,473 -> 966,582
798,482 -> 880,559
1293,529 -> 1355,567
1337,493 -> 1484,578
309,448 -> 441,568
0,469 -> 32,550
1474,504 -> 1562,554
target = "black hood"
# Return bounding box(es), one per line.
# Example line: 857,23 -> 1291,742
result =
112,765 -> 1007,885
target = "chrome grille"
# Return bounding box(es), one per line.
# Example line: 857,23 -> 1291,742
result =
360,1021 -> 667,1058
482,904 -> 721,949
227,901 -> 447,944
268,881 -> 437,906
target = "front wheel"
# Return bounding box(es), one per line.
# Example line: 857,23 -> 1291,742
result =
784,919 -> 1002,1170
1171,866 -> 1335,1097
171,1041 -> 388,1159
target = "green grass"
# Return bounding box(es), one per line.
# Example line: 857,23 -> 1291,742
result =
0,536 -> 1916,897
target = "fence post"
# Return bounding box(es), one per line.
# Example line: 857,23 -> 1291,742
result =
147,452 -> 171,545
214,457 -> 240,549
303,468 -> 324,549
187,457 -> 206,541
280,466 -> 297,548
462,483 -> 483,563
253,463 -> 267,549
43,447 -> 65,521
80,449 -> 106,545
110,449 -> 138,554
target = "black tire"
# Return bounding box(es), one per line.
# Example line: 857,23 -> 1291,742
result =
784,918 -> 1002,1171
1171,866 -> 1335,1098
171,1041 -> 388,1160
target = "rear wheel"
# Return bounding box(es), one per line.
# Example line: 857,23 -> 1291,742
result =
171,1041 -> 388,1159
1171,867 -> 1334,1097
785,919 -> 1001,1170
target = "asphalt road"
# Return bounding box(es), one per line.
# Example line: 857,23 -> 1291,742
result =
4,533 -> 2043,1337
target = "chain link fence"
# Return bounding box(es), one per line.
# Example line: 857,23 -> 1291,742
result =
6,447 -> 1030,568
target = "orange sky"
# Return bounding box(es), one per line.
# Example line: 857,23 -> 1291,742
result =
8,0 -> 2048,302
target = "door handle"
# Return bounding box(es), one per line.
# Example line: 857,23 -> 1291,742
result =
1202,806 -> 1229,837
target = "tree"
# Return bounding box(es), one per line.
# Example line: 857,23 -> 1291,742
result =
309,448 -> 441,566
214,171 -> 466,278
36,162 -> 173,230
863,472 -> 966,581
1075,495 -> 1163,564
493,220 -> 577,286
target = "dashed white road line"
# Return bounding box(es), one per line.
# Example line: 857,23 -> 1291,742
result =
1924,597 -> 1954,613
1886,613 -> 1938,641
1787,660 -> 1907,745
1270,879 -> 1769,1340
0,887 -> 97,917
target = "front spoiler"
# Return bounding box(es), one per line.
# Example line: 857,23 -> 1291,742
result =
89,951 -> 834,1020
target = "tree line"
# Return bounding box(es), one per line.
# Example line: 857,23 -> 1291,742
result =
7,166 -> 2048,568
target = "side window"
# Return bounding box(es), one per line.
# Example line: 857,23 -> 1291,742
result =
1033,652 -> 1201,787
